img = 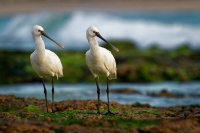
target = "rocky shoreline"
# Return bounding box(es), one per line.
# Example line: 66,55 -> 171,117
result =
0,94 -> 200,133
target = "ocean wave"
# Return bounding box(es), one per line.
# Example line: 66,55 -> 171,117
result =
0,11 -> 200,50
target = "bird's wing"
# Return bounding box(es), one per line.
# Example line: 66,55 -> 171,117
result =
101,48 -> 117,79
45,50 -> 63,78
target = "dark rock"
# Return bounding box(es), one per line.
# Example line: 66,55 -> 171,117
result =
148,89 -> 175,98
111,88 -> 141,94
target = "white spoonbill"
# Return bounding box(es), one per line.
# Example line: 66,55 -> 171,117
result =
30,25 -> 64,113
85,26 -> 119,115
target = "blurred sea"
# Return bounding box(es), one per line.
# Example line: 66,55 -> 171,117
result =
0,11 -> 200,51
0,82 -> 200,107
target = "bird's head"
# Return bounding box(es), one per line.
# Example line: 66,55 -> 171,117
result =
32,25 -> 44,36
86,26 -> 119,52
86,26 -> 99,37
32,25 -> 64,49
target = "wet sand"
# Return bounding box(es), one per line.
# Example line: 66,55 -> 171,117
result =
0,0 -> 200,16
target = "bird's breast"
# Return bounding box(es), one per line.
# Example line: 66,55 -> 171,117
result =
87,55 -> 107,74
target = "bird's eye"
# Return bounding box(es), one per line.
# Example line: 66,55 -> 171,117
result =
93,31 -> 96,34
38,30 -> 41,32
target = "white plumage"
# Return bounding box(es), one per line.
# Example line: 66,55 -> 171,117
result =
30,25 -> 64,113
86,47 -> 117,80
31,49 -> 63,79
85,26 -> 119,115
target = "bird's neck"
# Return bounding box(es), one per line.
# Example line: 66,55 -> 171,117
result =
88,37 -> 100,54
33,35 -> 45,53
33,35 -> 46,61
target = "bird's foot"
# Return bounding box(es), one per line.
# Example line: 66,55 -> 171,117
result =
104,110 -> 115,115
97,111 -> 101,114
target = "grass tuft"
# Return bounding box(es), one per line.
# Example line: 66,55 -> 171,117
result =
138,110 -> 161,118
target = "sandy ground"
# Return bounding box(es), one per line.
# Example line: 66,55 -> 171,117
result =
0,0 -> 200,16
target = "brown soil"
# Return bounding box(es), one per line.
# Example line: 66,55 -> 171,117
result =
0,94 -> 200,133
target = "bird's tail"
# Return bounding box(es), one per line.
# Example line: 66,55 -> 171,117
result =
56,72 -> 64,80
108,73 -> 117,80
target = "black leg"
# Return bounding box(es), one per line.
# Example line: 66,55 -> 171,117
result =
42,78 -> 48,112
105,77 -> 114,115
52,77 -> 54,113
95,77 -> 101,114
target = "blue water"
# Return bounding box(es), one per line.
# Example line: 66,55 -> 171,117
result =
0,11 -> 200,51
0,82 -> 200,107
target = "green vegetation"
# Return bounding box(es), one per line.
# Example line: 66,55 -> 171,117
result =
0,41 -> 200,84
0,106 -> 18,113
23,105 -> 39,112
0,105 -> 158,129
138,110 -> 161,118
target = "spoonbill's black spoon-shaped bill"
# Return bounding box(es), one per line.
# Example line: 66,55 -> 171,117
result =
30,25 -> 64,113
85,26 -> 119,115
